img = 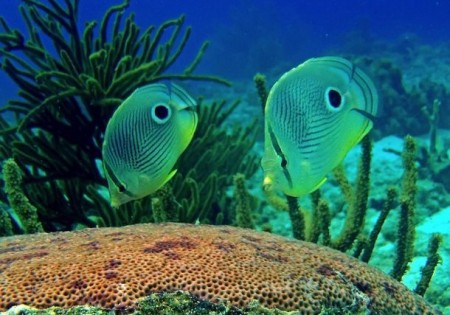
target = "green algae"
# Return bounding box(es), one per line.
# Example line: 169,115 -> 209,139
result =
2,291 -> 370,315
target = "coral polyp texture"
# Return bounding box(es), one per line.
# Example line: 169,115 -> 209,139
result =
0,223 -> 442,314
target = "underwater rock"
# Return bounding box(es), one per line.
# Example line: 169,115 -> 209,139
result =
0,223 -> 442,314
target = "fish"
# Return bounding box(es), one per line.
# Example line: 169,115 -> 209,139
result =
102,83 -> 198,207
261,56 -> 378,197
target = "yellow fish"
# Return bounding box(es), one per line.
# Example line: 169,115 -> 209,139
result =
262,56 -> 378,197
102,83 -> 197,207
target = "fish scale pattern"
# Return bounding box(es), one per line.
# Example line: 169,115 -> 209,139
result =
0,223 -> 442,314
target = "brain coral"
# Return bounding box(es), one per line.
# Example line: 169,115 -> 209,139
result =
0,223 -> 442,314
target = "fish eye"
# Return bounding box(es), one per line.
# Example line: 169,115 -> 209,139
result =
325,88 -> 343,111
151,104 -> 172,124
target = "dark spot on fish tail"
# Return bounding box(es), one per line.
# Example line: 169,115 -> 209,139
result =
281,158 -> 287,168
327,89 -> 342,108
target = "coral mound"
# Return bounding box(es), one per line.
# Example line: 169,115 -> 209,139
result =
0,223 -> 442,314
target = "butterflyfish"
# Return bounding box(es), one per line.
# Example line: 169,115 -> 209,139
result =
102,83 -> 197,207
262,56 -> 378,197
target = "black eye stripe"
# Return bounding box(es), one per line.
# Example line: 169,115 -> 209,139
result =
104,162 -> 123,190
268,124 -> 293,189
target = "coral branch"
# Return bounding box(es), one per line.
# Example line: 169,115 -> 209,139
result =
233,173 -> 255,229
414,234 -> 442,296
3,158 -> 43,233
391,135 -> 417,281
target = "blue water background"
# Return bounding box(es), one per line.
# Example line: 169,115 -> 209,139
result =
0,0 -> 449,104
